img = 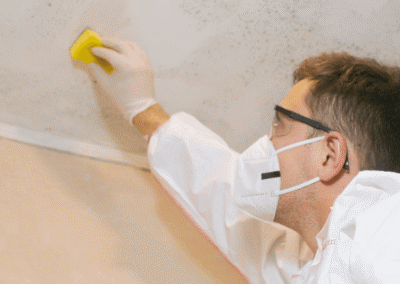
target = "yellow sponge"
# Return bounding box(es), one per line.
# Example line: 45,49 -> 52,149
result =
70,28 -> 114,74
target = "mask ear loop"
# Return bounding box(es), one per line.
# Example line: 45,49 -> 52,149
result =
275,136 -> 325,154
273,136 -> 325,196
273,177 -> 321,196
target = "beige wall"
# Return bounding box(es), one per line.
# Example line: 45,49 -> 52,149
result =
0,137 -> 246,283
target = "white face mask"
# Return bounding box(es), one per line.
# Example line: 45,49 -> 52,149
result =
233,134 -> 325,223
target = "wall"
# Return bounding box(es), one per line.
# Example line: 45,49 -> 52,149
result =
1,0 -> 399,158
0,137 -> 248,283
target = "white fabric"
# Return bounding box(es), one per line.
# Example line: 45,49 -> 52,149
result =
147,112 -> 400,283
233,135 -> 281,223
233,134 -> 324,223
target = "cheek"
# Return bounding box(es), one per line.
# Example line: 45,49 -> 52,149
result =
308,144 -> 323,170
277,148 -> 311,190
277,151 -> 298,189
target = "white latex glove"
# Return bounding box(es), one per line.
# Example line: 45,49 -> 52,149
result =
88,38 -> 157,125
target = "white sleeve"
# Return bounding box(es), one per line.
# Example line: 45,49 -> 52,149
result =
147,112 -> 304,284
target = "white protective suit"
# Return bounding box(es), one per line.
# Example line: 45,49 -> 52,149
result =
147,112 -> 400,284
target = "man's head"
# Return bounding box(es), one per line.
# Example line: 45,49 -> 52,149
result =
295,51 -> 400,172
271,51 -> 400,251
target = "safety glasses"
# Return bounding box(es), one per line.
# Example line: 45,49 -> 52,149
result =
270,105 -> 349,171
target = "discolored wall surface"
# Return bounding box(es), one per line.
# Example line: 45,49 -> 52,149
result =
1,0 -> 399,154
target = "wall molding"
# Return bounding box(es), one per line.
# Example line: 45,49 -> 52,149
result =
0,121 -> 151,171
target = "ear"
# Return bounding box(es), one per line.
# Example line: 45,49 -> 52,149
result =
317,131 -> 348,182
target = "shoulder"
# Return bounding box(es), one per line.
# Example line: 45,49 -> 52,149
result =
349,191 -> 400,282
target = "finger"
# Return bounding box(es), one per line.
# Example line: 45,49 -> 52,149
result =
127,41 -> 142,51
91,46 -> 122,69
128,41 -> 149,57
101,37 -> 132,54
88,62 -> 106,80
99,37 -> 123,53
127,41 -> 150,63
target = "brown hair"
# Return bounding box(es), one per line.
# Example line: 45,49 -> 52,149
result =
293,51 -> 400,172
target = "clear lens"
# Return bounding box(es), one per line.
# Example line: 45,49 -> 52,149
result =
270,110 -> 293,138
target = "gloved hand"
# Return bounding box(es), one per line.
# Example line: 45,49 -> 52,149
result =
88,38 -> 157,125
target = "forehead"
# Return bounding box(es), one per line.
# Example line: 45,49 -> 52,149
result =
279,79 -> 314,117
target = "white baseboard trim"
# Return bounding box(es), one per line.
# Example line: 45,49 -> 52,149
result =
0,121 -> 151,171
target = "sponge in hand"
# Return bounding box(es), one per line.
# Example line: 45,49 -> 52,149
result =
70,28 -> 114,74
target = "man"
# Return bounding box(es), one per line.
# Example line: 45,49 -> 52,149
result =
87,38 -> 400,283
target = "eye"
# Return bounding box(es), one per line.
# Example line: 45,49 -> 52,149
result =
271,109 -> 295,137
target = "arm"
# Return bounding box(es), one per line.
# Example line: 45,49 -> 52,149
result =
145,112 -> 309,283
132,103 -> 170,141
